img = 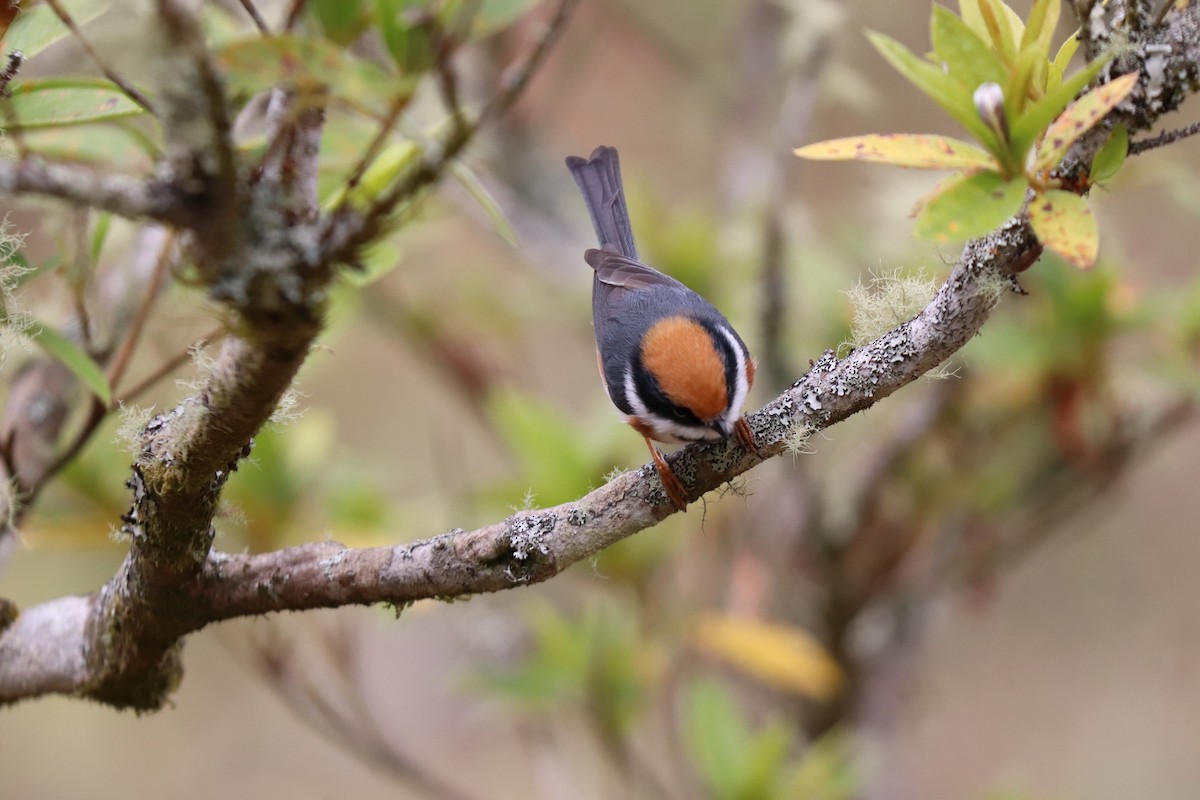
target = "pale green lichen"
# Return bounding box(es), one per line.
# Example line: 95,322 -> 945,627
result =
0,219 -> 33,365
114,402 -> 156,456
843,267 -> 960,379
783,427 -> 817,461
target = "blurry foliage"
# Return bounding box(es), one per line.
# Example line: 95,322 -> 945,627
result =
682,677 -> 856,800
796,0 -> 1135,267
2,0 -> 1199,797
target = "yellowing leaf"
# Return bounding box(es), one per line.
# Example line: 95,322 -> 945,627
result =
1029,189 -> 1098,268
1035,72 -> 1139,171
691,614 -> 843,700
913,169 -> 1026,242
1009,52 -> 1110,159
866,31 -> 1002,156
795,134 -> 997,170
6,81 -> 145,129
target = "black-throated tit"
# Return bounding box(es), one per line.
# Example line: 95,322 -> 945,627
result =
566,146 -> 757,510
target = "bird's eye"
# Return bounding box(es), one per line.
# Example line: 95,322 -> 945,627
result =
670,408 -> 690,420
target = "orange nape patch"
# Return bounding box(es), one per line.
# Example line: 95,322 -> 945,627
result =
640,316 -> 728,420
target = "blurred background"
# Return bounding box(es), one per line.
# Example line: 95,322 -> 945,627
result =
3,0 -> 1200,798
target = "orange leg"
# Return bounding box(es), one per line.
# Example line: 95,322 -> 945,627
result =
643,436 -> 688,511
734,417 -> 759,454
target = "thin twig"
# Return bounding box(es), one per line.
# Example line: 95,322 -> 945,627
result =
236,0 -> 271,35
43,0 -> 155,113
283,0 -> 308,32
476,0 -> 577,128
1153,0 -> 1176,28
239,626 -> 486,800
1129,120 -> 1200,154
106,232 -> 177,392
324,0 -> 578,262
0,54 -> 29,156
115,327 -> 223,406
0,51 -> 22,98
23,328 -> 222,506
155,0 -> 239,220
433,22 -> 466,131
68,209 -> 95,352
334,94 -> 410,203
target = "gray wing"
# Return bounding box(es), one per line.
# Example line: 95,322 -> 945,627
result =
584,246 -> 688,291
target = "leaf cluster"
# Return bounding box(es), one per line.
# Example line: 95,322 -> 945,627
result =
796,0 -> 1136,268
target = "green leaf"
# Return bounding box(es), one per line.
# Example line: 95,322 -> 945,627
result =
6,81 -> 145,129
867,31 -> 1001,156
1090,124 -> 1129,183
324,140 -> 420,211
1035,72 -> 1139,172
795,133 -> 997,170
89,213 -> 112,263
449,162 -> 519,246
1005,43 -> 1045,118
340,237 -> 403,288
17,121 -> 158,167
931,6 -> 1006,92
375,0 -> 436,74
1008,53 -> 1111,162
3,0 -> 108,60
958,0 -> 989,40
977,0 -> 1019,63
683,677 -> 753,800
1052,32 -> 1080,79
913,170 -> 1026,242
486,387 -> 597,506
30,323 -> 111,405
216,35 -> 411,118
307,0 -> 370,45
784,732 -> 858,800
1028,189 -> 1098,269
1019,0 -> 1060,63
475,0 -> 542,35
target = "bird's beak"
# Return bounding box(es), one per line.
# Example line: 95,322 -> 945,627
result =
710,419 -> 733,439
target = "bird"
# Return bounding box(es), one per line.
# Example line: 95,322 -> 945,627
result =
566,145 -> 757,510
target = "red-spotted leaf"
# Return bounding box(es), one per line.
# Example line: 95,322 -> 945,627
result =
6,80 -> 145,129
1035,72 -> 1138,171
1009,53 -> 1110,161
914,170 -> 1026,242
795,134 -> 997,170
1029,189 -> 1098,268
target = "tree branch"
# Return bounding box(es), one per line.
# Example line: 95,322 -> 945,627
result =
0,157 -> 193,224
0,214 -> 1039,704
2,0 -> 1197,713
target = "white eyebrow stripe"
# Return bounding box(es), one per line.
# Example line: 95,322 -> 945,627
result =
718,325 -> 749,422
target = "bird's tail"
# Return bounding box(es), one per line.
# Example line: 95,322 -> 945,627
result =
565,145 -> 639,260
